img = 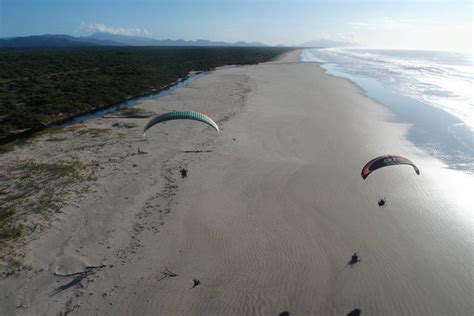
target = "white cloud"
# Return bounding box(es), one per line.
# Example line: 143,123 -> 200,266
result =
379,17 -> 414,30
86,23 -> 150,36
348,18 -> 414,30
335,32 -> 358,43
309,32 -> 358,44
348,22 -> 371,28
312,32 -> 331,40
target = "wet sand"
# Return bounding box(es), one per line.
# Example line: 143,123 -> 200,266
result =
0,51 -> 472,315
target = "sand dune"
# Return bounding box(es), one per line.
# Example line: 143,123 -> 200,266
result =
0,51 -> 472,315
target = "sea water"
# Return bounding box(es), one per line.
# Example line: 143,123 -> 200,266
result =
301,48 -> 473,174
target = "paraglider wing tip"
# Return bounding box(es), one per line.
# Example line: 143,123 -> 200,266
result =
361,168 -> 370,179
412,164 -> 420,175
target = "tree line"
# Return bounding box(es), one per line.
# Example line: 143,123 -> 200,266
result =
0,46 -> 294,140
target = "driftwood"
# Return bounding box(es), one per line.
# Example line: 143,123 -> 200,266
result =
161,267 -> 178,277
53,264 -> 108,277
157,267 -> 179,282
50,265 -> 107,296
182,150 -> 212,153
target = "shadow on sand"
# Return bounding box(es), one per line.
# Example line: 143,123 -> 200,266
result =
347,308 -> 361,315
49,274 -> 87,296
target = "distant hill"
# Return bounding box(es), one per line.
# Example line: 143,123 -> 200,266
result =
0,35 -> 102,48
86,33 -> 158,46
299,39 -> 356,48
87,33 -> 267,47
0,33 -> 268,48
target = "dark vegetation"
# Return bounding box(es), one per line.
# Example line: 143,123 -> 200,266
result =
0,46 -> 294,140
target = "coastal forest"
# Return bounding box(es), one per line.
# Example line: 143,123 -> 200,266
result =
0,47 -> 293,141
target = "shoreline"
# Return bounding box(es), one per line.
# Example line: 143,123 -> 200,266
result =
299,49 -> 474,175
0,50 -> 472,315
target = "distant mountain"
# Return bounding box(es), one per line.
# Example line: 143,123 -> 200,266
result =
0,34 -> 98,48
299,39 -> 356,48
86,33 -> 157,46
0,34 -> 123,47
87,33 -> 267,47
0,33 -> 268,48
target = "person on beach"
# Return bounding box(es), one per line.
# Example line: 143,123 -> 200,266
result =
349,253 -> 360,268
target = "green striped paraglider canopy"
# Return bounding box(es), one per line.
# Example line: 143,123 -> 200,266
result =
143,111 -> 220,136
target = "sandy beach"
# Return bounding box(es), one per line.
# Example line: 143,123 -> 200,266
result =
1,50 -> 472,315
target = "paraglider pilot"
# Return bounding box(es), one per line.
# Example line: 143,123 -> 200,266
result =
349,253 -> 360,268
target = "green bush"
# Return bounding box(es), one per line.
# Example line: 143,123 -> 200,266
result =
0,47 -> 294,140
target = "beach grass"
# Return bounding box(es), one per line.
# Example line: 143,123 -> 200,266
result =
0,158 -> 94,275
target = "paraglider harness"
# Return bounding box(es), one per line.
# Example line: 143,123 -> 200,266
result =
350,254 -> 358,265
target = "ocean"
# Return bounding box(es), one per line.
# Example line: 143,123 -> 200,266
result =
301,48 -> 473,174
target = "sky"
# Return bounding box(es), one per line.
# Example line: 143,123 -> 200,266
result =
0,0 -> 472,52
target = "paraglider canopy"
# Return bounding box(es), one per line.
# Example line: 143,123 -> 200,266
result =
361,155 -> 420,179
143,111 -> 219,136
